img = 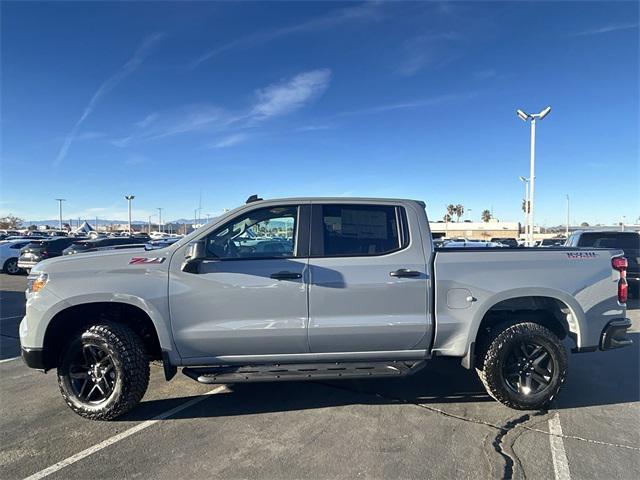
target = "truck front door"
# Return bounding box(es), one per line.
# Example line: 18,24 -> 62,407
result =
169,204 -> 310,359
307,202 -> 430,353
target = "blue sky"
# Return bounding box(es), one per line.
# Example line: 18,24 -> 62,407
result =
1,1 -> 638,226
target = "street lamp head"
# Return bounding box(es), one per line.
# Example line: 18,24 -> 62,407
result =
537,106 -> 551,120
516,109 -> 529,122
519,176 -> 528,183
125,195 -> 135,200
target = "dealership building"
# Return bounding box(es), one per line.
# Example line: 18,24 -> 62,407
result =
429,219 -> 521,240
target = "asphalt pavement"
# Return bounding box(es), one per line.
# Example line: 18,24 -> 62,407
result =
1,273 -> 638,480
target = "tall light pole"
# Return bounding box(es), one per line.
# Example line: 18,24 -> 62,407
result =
516,106 -> 551,246
157,208 -> 163,233
125,195 -> 135,235
55,199 -> 66,230
148,215 -> 155,234
565,194 -> 570,237
519,177 -> 529,241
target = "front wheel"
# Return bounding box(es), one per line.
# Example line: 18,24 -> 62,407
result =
477,322 -> 567,410
3,258 -> 21,275
57,323 -> 150,420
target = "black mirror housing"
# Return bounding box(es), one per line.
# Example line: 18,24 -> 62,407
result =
181,241 -> 207,273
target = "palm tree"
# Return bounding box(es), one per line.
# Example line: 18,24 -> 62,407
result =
455,204 -> 464,222
481,209 -> 492,222
443,213 -> 452,222
446,204 -> 456,221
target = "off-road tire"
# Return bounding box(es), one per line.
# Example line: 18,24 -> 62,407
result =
3,257 -> 21,275
476,322 -> 567,410
57,323 -> 150,420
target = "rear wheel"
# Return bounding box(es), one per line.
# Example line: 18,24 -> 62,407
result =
57,323 -> 150,420
477,322 -> 567,410
3,258 -> 20,275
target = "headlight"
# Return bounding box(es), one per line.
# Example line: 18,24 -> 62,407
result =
27,272 -> 48,294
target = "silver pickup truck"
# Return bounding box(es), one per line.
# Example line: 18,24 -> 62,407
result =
20,197 -> 632,420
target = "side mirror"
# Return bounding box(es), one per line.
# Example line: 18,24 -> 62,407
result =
181,241 -> 207,273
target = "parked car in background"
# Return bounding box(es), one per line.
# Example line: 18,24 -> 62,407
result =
146,237 -> 182,249
62,236 -> 149,255
566,230 -> 640,297
491,237 -> 519,248
442,240 -> 506,248
0,239 -> 32,274
536,238 -> 565,247
18,237 -> 87,272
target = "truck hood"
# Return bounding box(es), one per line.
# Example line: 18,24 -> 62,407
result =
31,247 -> 173,275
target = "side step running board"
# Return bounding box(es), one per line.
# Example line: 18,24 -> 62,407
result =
183,361 -> 426,384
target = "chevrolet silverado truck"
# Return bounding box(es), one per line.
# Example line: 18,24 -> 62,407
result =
20,197 -> 632,420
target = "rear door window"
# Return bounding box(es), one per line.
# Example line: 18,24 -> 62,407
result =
316,204 -> 407,257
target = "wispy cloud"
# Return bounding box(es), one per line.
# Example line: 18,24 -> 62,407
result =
474,69 -> 497,80
190,2 -> 383,68
397,32 -> 461,76
112,105 -> 239,147
572,22 -> 638,36
115,69 -> 332,148
334,92 -> 477,118
251,69 -> 331,119
210,133 -> 249,149
124,154 -> 150,166
54,33 -> 163,166
135,113 -> 160,128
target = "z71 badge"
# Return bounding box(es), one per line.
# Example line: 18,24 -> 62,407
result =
566,251 -> 598,259
129,257 -> 165,264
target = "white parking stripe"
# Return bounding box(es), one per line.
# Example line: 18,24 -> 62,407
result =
0,356 -> 20,363
0,315 -> 24,320
549,413 -> 571,480
23,385 -> 227,480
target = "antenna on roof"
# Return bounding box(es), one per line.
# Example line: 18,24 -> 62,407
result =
246,194 -> 263,204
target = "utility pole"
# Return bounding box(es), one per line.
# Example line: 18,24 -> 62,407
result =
55,199 -> 66,230
519,177 -> 529,241
125,195 -> 135,235
566,194 -> 570,237
516,106 -> 551,246
156,208 -> 163,233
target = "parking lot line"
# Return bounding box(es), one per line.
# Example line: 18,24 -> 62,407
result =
0,315 -> 23,320
549,413 -> 571,480
23,385 -> 227,480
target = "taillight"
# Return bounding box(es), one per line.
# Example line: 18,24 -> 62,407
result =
612,256 -> 628,303
41,250 -> 48,258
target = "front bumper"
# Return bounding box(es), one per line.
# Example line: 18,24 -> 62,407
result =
21,346 -> 46,370
600,318 -> 633,350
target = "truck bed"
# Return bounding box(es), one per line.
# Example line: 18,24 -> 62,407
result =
431,246 -> 625,357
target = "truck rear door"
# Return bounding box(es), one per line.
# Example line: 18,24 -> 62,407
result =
307,202 -> 431,353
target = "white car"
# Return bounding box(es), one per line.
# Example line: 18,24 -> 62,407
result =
0,239 -> 32,274
442,240 -> 506,248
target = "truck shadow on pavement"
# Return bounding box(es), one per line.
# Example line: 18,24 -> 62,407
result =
119,335 -> 639,422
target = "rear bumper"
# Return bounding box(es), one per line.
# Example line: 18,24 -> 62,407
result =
21,346 -> 46,370
17,260 -> 37,269
600,318 -> 633,350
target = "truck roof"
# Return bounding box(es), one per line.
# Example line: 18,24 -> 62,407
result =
246,196 -> 426,206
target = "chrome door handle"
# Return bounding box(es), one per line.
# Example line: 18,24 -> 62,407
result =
389,269 -> 421,278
